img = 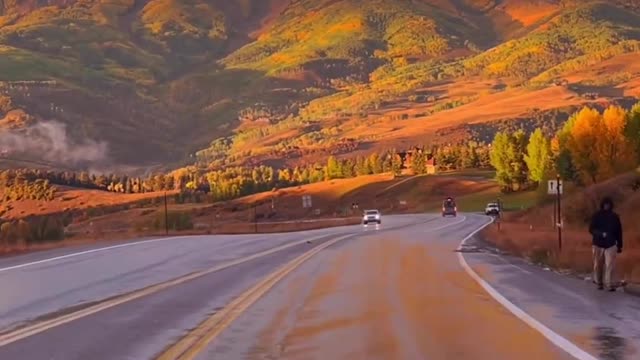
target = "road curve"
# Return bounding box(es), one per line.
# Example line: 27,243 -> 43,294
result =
0,213 -> 616,359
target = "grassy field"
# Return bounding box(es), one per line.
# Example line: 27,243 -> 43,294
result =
0,186 -> 176,220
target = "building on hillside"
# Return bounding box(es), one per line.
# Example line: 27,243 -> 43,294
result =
426,157 -> 436,174
397,147 -> 436,175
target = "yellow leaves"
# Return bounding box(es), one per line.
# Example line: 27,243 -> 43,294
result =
140,0 -> 226,39
327,19 -> 363,33
602,106 -> 627,134
550,137 -> 561,154
295,30 -> 312,42
564,106 -> 638,184
487,62 -> 507,75
268,52 -> 299,67
599,106 -> 637,176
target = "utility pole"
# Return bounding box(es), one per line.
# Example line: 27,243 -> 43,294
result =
164,191 -> 169,236
254,203 -> 258,233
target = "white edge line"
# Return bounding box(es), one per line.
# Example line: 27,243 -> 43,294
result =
0,228 -> 335,273
489,252 -> 534,275
0,237 -> 192,273
0,232 -> 337,346
456,217 -> 598,360
429,215 -> 467,231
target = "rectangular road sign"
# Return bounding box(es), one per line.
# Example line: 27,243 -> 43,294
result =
548,180 -> 563,195
302,195 -> 312,208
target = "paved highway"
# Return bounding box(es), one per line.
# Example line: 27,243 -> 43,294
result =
0,214 -> 637,359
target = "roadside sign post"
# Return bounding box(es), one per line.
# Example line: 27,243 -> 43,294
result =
548,177 -> 563,251
164,191 -> 169,236
557,175 -> 562,251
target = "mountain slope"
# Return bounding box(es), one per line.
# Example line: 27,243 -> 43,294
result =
1,0 -> 639,171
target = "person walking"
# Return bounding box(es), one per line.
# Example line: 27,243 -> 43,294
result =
589,197 -> 623,291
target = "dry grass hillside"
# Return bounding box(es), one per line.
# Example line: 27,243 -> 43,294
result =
0,185 -> 174,220
483,169 -> 640,284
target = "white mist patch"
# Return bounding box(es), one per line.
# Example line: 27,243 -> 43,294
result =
0,121 -> 109,166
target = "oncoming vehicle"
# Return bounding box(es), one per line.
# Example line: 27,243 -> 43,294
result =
363,209 -> 381,225
442,197 -> 457,217
485,202 -> 500,216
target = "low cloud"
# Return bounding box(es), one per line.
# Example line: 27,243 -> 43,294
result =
0,121 -> 109,168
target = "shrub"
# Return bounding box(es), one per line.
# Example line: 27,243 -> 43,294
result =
0,216 -> 66,248
28,216 -> 65,244
152,211 -> 194,231
0,222 -> 14,247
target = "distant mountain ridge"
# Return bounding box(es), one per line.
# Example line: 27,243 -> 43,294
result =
0,0 -> 639,171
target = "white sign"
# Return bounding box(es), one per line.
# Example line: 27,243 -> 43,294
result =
302,195 -> 312,208
547,180 -> 563,195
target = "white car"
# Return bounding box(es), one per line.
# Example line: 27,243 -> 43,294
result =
485,203 -> 500,216
362,209 -> 381,225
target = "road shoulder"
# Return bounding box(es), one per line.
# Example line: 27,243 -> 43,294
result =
460,233 -> 640,360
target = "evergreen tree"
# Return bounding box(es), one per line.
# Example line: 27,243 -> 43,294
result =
342,159 -> 356,178
125,178 -> 132,194
391,152 -> 403,177
355,156 -> 369,176
368,153 -> 383,174
382,151 -> 394,173
411,151 -> 427,175
79,172 -> 90,186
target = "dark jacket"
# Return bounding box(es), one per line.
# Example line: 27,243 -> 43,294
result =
589,198 -> 623,250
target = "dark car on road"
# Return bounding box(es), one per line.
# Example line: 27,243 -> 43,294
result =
442,197 -> 457,217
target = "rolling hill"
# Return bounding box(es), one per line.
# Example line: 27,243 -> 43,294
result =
1,0 -> 640,171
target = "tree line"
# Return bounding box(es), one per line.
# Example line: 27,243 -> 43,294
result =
0,169 -> 180,195
0,170 -> 57,201
0,214 -> 70,248
490,103 -> 640,191
180,143 -> 492,202
3,142 -> 493,205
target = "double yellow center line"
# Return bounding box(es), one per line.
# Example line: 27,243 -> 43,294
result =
156,233 -> 353,360
0,233 -> 342,348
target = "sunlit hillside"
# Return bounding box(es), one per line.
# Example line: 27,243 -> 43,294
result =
1,0 -> 639,170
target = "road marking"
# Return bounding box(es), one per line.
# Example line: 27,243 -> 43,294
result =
0,236 -> 193,273
0,215 -> 413,273
428,215 -> 467,231
257,218 -> 357,224
490,253 -> 534,275
156,233 -> 354,360
456,217 -> 598,360
0,233 -> 333,347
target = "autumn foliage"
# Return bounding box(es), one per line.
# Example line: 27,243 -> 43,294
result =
491,103 -> 640,192
561,106 -> 638,184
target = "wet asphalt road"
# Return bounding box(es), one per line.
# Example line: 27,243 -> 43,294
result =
0,214 -> 637,359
